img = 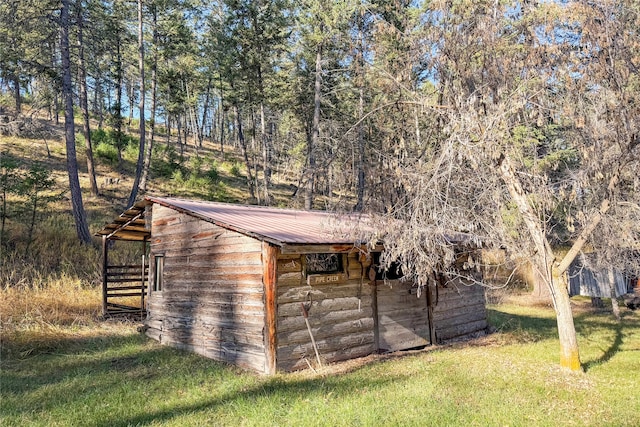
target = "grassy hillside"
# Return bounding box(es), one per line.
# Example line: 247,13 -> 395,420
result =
0,117 -> 300,282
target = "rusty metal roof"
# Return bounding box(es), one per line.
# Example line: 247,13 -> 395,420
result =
96,196 -> 372,247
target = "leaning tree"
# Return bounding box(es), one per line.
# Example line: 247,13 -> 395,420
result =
367,0 -> 640,371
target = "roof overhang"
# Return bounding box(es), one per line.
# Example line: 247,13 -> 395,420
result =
95,199 -> 151,241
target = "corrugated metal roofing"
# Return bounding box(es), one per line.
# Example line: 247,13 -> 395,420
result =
96,196 -> 372,246
148,196 -> 370,246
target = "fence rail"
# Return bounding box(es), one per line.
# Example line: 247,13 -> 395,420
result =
102,263 -> 148,318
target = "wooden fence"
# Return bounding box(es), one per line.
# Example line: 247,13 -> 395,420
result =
102,259 -> 148,318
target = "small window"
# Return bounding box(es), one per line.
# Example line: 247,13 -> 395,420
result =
153,255 -> 164,292
305,253 -> 343,275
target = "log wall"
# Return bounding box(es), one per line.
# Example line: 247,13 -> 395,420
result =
275,251 -> 376,371
145,205 -> 267,372
432,280 -> 487,342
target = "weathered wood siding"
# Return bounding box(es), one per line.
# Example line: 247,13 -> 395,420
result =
432,280 -> 487,342
376,281 -> 430,351
276,251 -> 375,371
145,205 -> 267,372
568,254 -> 631,297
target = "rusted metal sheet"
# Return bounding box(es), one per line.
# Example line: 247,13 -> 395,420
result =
146,196 -> 370,247
96,196 -> 372,247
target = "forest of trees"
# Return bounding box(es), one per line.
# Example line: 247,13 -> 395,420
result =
2,1 -> 640,371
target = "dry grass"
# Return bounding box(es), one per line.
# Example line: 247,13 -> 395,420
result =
0,276 -> 104,356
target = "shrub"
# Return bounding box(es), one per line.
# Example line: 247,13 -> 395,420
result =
123,138 -> 140,160
206,167 -> 219,182
91,128 -> 110,145
171,169 -> 185,185
152,144 -> 182,178
229,162 -> 242,177
221,160 -> 242,177
95,142 -> 119,165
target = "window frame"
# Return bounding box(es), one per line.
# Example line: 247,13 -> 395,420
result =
304,253 -> 345,276
152,254 -> 164,292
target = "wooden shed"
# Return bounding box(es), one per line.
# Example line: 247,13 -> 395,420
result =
97,196 -> 488,374
568,254 -> 634,298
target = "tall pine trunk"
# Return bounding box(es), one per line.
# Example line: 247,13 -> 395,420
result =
200,76 -> 212,146
12,73 -> 21,114
114,33 -> 124,169
60,0 -> 91,245
77,7 -> 99,197
127,0 -> 146,208
354,13 -> 366,212
139,4 -> 157,193
305,45 -> 322,210
234,104 -> 256,201
260,102 -> 271,205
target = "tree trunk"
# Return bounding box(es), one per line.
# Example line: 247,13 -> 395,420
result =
96,78 -> 104,129
115,32 -> 124,169
355,78 -> 365,212
354,14 -> 365,212
185,82 -> 200,148
128,81 -> 135,126
609,268 -> 621,321
234,104 -> 256,201
12,73 -> 21,114
60,0 -> 92,245
77,7 -> 99,197
219,74 -> 225,156
166,114 -> 171,145
182,114 -> 188,149
200,76 -> 212,145
498,153 -> 581,371
305,44 -> 322,210
127,0 -> 146,208
139,4 -> 158,193
49,40 -> 59,123
261,102 -> 271,205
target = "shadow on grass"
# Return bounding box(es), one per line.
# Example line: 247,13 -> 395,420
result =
1,332 -> 151,395
95,369 -> 408,427
582,322 -> 624,372
2,330 -> 411,426
489,305 -> 639,371
487,308 -> 559,341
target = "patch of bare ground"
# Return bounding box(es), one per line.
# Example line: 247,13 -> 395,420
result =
290,331 -> 492,379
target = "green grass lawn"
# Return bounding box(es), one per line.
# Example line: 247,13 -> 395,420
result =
2,299 -> 639,427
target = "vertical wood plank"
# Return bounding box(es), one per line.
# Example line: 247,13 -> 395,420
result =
263,242 -> 278,374
102,235 -> 108,316
426,277 -> 436,345
372,281 -> 379,351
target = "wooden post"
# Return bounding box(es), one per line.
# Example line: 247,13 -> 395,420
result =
141,253 -> 145,317
372,280 -> 379,352
102,235 -> 108,316
262,242 -> 278,374
426,275 -> 437,345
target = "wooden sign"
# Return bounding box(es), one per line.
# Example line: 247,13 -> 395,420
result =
307,273 -> 346,286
